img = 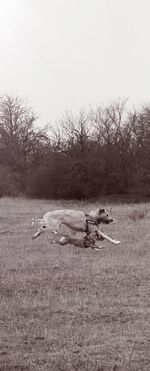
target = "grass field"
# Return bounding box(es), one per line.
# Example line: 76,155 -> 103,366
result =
0,197 -> 150,371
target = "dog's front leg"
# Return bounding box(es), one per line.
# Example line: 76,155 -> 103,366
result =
95,228 -> 120,245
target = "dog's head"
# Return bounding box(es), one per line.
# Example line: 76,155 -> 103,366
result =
85,208 -> 113,225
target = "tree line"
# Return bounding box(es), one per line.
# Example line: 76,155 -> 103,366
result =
0,95 -> 150,200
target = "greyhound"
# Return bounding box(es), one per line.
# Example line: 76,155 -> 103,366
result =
32,208 -> 120,251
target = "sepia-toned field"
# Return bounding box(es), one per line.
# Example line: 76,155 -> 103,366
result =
0,197 -> 150,371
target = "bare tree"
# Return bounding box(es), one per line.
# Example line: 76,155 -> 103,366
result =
0,95 -> 48,172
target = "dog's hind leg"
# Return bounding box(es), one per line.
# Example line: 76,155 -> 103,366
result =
59,235 -> 86,248
60,236 -> 70,245
59,235 -> 91,248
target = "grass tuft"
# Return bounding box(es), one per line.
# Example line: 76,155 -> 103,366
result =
128,207 -> 147,222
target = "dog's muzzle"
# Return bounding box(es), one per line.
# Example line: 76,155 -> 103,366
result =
103,218 -> 113,224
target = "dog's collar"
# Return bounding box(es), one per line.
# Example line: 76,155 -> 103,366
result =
86,219 -> 98,225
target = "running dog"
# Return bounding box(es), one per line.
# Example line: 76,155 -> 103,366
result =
32,208 -> 120,251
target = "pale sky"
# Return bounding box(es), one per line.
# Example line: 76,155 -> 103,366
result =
0,0 -> 150,126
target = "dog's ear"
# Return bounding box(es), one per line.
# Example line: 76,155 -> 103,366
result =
99,209 -> 105,214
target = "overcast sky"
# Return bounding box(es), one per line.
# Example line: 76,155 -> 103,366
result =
0,0 -> 150,126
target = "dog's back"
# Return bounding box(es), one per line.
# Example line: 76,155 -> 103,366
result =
44,209 -> 86,232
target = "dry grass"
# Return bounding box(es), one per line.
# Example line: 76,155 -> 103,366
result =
128,207 -> 148,222
0,197 -> 150,370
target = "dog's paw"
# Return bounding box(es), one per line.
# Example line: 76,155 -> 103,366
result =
113,240 -> 120,245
